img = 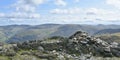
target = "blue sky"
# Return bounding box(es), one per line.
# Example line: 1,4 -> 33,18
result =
0,0 -> 120,25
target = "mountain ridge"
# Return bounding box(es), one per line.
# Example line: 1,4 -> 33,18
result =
0,24 -> 119,43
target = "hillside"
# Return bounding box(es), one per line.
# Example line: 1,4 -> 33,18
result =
0,31 -> 120,60
94,29 -> 120,35
0,24 -> 119,43
98,33 -> 120,43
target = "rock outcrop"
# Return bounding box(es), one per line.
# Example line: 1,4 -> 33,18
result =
1,31 -> 120,60
16,31 -> 120,58
67,31 -> 120,57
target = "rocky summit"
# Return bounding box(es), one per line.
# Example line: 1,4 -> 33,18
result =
0,31 -> 120,60
68,31 -> 120,57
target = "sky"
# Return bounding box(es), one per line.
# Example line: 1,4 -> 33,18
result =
0,0 -> 120,25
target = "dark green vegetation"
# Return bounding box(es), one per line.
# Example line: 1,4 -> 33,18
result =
0,24 -> 120,43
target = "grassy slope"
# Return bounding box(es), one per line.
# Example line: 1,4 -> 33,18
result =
0,31 -> 8,42
1,50 -> 120,60
0,56 -> 10,60
98,33 -> 120,43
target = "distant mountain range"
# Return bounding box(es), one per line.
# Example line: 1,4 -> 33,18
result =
94,29 -> 120,35
0,24 -> 120,43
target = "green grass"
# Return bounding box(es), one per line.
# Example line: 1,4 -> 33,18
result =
0,56 -> 10,60
112,33 -> 120,36
0,50 -> 44,60
96,32 -> 120,43
0,31 -> 8,42
12,55 -> 42,60
1,49 -> 120,60
91,57 -> 120,60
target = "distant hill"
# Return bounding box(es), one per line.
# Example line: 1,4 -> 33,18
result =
0,24 -> 119,43
98,33 -> 120,43
94,29 -> 120,35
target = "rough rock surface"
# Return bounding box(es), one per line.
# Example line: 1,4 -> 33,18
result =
1,31 -> 120,60
16,31 -> 120,58
67,31 -> 120,57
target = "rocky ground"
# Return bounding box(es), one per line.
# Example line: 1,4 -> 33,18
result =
0,31 -> 120,60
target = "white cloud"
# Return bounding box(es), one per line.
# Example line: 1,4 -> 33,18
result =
0,0 -> 42,21
0,13 -> 5,17
1,0 -> 120,25
85,8 -> 115,15
0,12 -> 41,20
50,7 -> 120,23
16,5 -> 36,12
106,0 -> 120,9
25,0 -> 44,5
55,0 -> 67,6
75,0 -> 80,2
50,7 -> 115,15
50,7 -> 81,14
13,0 -> 45,12
85,8 -> 120,21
